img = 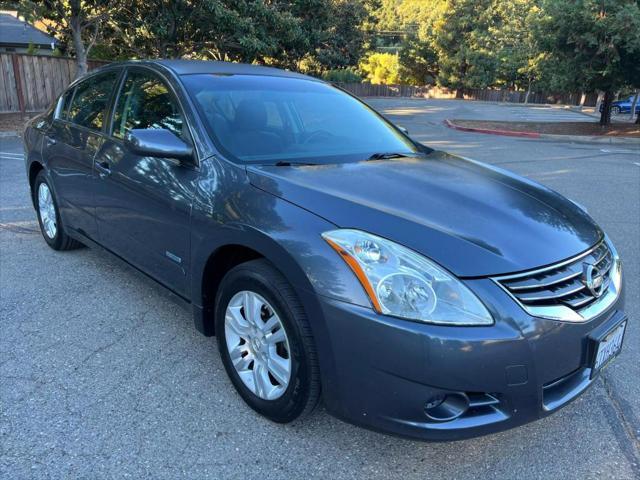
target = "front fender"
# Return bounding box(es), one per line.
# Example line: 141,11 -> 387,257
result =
189,171 -> 371,409
190,188 -> 371,311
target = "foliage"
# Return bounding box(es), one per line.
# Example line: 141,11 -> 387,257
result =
100,0 -> 368,73
359,52 -> 401,84
26,42 -> 38,55
397,34 -> 438,85
7,0 -> 115,77
428,0 -> 500,93
4,0 -> 639,116
490,0 -> 541,91
535,0 -> 640,124
321,68 -> 363,82
2,0 -> 368,76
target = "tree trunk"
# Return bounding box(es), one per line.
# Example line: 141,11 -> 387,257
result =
70,17 -> 88,78
599,90 -> 613,126
524,80 -> 532,104
579,92 -> 586,107
455,88 -> 465,99
630,91 -> 639,123
594,91 -> 605,114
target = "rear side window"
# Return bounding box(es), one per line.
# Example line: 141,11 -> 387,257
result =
111,70 -> 184,140
67,71 -> 119,131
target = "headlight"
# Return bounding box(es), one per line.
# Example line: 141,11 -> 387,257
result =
322,229 -> 493,325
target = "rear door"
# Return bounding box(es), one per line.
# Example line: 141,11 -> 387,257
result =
92,67 -> 198,297
43,69 -> 121,239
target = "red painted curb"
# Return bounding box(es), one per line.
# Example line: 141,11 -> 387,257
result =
444,119 -> 541,138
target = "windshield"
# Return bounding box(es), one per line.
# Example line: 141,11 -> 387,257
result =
182,74 -> 420,164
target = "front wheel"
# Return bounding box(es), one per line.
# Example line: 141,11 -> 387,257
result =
215,259 -> 320,423
33,171 -> 82,251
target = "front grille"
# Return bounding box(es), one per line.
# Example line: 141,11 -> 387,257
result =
494,239 -> 619,321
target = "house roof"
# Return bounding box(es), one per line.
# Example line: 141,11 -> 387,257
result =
0,13 -> 57,48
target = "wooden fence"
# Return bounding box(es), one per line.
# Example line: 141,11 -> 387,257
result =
0,54 -> 106,113
336,82 -> 599,107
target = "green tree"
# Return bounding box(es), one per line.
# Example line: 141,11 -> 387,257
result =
105,1 -> 303,62
536,0 -> 640,125
13,0 -> 116,77
103,0 -> 368,74
491,0 -> 542,94
429,0 -> 500,96
382,0 -> 506,92
398,34 -> 438,85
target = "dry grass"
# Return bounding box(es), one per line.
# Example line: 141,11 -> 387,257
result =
0,113 -> 38,134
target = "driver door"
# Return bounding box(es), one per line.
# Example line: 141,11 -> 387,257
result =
93,68 -> 198,297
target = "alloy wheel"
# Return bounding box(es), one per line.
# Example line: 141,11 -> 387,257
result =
224,291 -> 292,400
38,183 -> 57,239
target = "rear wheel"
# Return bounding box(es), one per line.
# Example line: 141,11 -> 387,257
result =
34,171 -> 82,251
612,106 -> 621,115
215,259 -> 320,423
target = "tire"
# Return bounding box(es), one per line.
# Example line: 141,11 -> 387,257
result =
612,106 -> 621,115
215,259 -> 320,423
33,170 -> 82,251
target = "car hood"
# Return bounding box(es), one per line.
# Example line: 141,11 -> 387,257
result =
247,152 -> 602,277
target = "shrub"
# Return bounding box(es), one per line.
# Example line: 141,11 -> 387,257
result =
358,52 -> 401,85
321,68 -> 363,83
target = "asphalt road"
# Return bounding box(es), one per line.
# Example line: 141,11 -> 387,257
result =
1,99 -> 639,479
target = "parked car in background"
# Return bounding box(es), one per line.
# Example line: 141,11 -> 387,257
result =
599,95 -> 640,114
23,60 -> 626,441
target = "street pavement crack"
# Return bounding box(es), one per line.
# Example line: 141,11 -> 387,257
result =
600,374 -> 640,471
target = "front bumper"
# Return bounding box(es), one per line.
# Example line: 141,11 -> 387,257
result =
315,278 -> 626,441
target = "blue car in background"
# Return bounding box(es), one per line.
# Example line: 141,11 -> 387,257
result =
600,95 -> 640,114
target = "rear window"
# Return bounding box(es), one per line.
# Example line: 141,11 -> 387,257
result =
67,71 -> 119,131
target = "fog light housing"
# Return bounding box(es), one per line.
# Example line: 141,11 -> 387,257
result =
424,392 -> 469,422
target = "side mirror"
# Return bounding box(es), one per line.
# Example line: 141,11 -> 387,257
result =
397,125 -> 409,136
125,128 -> 193,162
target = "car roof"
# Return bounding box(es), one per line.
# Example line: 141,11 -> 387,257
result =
110,59 -> 320,82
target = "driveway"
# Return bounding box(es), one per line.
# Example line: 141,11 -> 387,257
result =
1,100 -> 639,479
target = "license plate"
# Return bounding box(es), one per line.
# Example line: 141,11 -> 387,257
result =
591,321 -> 626,377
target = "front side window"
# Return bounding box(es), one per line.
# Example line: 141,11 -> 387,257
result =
67,71 -> 118,130
112,70 -> 184,140
182,74 -> 419,164
55,88 -> 75,120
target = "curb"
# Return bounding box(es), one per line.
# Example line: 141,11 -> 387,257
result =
443,119 -> 540,138
444,119 -> 640,146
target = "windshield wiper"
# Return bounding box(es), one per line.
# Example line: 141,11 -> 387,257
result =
367,152 -> 413,160
273,161 -> 320,167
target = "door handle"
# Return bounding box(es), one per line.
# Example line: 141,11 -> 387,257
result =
95,160 -> 111,176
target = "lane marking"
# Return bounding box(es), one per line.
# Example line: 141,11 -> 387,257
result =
634,162 -> 640,167
601,148 -> 640,155
0,151 -> 24,157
